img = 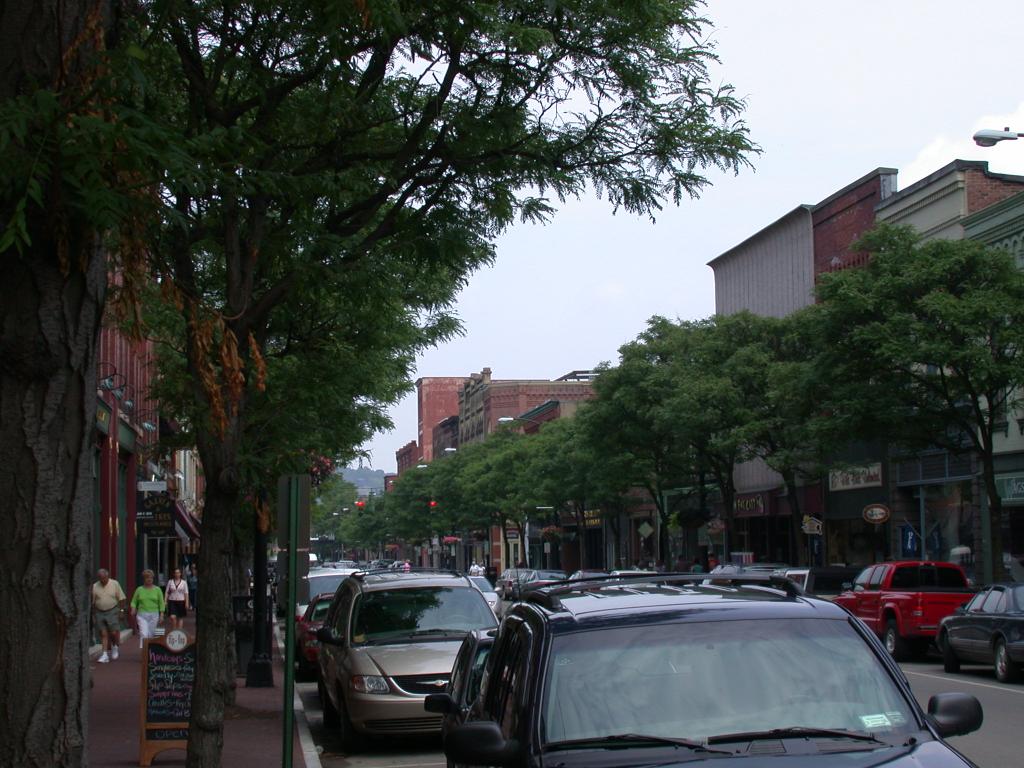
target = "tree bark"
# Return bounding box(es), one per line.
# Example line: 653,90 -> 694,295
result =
186,454 -> 239,768
0,239 -> 105,766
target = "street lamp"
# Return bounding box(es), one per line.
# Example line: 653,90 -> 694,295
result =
443,447 -> 457,454
973,127 -> 1022,147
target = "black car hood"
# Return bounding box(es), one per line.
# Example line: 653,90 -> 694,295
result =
545,739 -> 974,768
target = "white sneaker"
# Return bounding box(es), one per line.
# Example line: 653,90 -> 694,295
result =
110,646 -> 119,660
98,652 -> 109,663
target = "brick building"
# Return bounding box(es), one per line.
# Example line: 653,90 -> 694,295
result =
417,376 -> 468,462
395,440 -> 419,476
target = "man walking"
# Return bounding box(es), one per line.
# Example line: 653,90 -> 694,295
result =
91,568 -> 127,663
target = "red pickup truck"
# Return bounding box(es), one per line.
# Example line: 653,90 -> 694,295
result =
834,560 -> 973,660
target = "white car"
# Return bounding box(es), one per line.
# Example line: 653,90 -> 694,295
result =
468,576 -> 499,613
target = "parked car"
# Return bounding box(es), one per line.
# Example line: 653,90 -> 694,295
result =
568,570 -> 609,580
297,567 -> 358,620
496,569 -> 566,616
425,629 -> 496,744
441,571 -> 983,767
468,576 -> 499,613
295,591 -> 334,681
939,582 -> 1024,682
316,570 -> 498,751
778,566 -> 863,597
833,561 -> 973,660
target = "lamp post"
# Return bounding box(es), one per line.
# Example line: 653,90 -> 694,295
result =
536,506 -> 555,568
973,127 -> 1022,147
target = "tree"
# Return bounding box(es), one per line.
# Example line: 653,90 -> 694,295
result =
814,225 -> 1024,579
0,3 -> 151,765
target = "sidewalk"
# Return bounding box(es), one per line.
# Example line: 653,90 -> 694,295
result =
89,617 -> 318,767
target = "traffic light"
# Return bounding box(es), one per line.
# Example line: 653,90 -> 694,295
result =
429,500 -> 438,509
355,500 -> 366,510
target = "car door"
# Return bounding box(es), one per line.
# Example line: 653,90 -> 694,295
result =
947,590 -> 986,658
860,565 -> 886,631
979,587 -> 1009,661
480,617 -> 533,747
322,584 -> 357,700
960,589 -> 992,661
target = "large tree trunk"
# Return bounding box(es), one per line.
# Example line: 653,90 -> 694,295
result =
0,241 -> 106,766
187,451 -> 240,768
0,3 -> 115,763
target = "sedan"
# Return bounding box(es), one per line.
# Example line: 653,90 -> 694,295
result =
468,576 -> 499,613
939,582 -> 1024,682
295,591 -> 334,681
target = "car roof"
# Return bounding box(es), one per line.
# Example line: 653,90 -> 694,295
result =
354,570 -> 475,592
513,574 -> 848,631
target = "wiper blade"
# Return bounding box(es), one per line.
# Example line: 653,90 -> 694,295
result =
404,628 -> 467,638
707,727 -> 886,745
545,733 -> 733,755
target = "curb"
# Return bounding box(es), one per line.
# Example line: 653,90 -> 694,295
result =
275,624 -> 323,768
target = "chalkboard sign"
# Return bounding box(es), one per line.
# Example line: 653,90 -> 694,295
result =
139,631 -> 194,766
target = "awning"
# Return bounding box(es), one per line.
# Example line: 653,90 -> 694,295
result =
174,501 -> 201,541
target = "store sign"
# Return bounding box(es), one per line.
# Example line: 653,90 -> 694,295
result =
735,494 -> 765,515
996,474 -> 1024,503
583,509 -> 603,528
862,503 -> 891,525
801,515 -> 823,535
139,493 -> 175,536
96,402 -> 112,434
138,480 -> 167,492
829,463 -> 883,492
504,529 -> 519,541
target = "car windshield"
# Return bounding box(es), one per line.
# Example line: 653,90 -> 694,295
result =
534,570 -> 567,581
542,618 -> 916,746
469,576 -> 494,592
304,573 -> 348,597
351,587 -> 497,644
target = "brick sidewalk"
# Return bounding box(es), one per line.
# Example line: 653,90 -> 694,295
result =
89,618 -> 310,767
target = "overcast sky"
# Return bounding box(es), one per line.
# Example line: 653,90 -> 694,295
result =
358,1 -> 1024,473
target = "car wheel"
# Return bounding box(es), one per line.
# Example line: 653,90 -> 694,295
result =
319,677 -> 339,727
884,619 -> 910,661
940,631 -> 960,673
994,639 -> 1021,683
337,686 -> 366,753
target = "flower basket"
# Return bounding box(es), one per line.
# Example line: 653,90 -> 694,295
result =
442,535 -> 461,545
541,525 -> 563,543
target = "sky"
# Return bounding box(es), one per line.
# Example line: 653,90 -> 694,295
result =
358,0 -> 1024,473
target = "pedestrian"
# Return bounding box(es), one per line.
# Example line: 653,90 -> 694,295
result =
130,569 -> 165,647
91,568 -> 127,663
186,563 -> 198,613
707,554 -> 719,571
165,566 -> 190,631
402,559 -> 411,572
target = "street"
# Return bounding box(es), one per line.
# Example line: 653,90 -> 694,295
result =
902,659 -> 1024,767
300,661 -> 1024,768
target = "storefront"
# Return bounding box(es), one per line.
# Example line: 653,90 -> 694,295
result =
825,462 -> 891,567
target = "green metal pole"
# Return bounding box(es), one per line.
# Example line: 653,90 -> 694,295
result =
283,476 -> 299,768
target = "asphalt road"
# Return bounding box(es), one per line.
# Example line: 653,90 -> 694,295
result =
900,659 -> 1024,768
300,662 -> 1024,768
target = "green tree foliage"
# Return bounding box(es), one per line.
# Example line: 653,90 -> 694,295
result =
814,225 -> 1024,578
311,474 -> 359,541
125,3 -> 755,757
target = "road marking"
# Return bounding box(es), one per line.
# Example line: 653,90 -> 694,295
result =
904,670 -> 1024,695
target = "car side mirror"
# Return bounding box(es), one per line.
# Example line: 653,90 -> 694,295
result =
424,693 -> 455,714
927,693 -> 983,738
841,581 -> 853,591
444,721 -> 520,766
315,626 -> 343,646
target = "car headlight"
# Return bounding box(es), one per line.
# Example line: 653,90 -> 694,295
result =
350,675 -> 390,694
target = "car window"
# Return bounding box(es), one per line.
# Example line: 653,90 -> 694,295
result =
890,566 -> 919,589
466,643 -> 492,705
485,620 -> 531,740
853,567 -> 873,588
331,586 -> 356,634
542,618 -> 918,746
350,586 -> 496,644
965,591 -> 988,612
981,589 -> 1007,614
305,573 -> 349,599
1013,585 -> 1024,611
470,576 -> 494,592
785,571 -> 808,589
449,636 -> 475,701
310,600 -> 331,622
927,567 -> 967,588
868,565 -> 886,589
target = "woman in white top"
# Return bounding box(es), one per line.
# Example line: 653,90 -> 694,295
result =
165,567 -> 190,630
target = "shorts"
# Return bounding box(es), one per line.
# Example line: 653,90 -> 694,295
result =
95,607 -> 121,633
168,600 -> 187,618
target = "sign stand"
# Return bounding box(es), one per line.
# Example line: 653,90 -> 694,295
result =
139,629 -> 194,767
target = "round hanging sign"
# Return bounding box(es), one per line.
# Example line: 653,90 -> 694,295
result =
862,503 -> 891,525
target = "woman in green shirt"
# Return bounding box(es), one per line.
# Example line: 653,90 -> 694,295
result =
130,569 -> 165,647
